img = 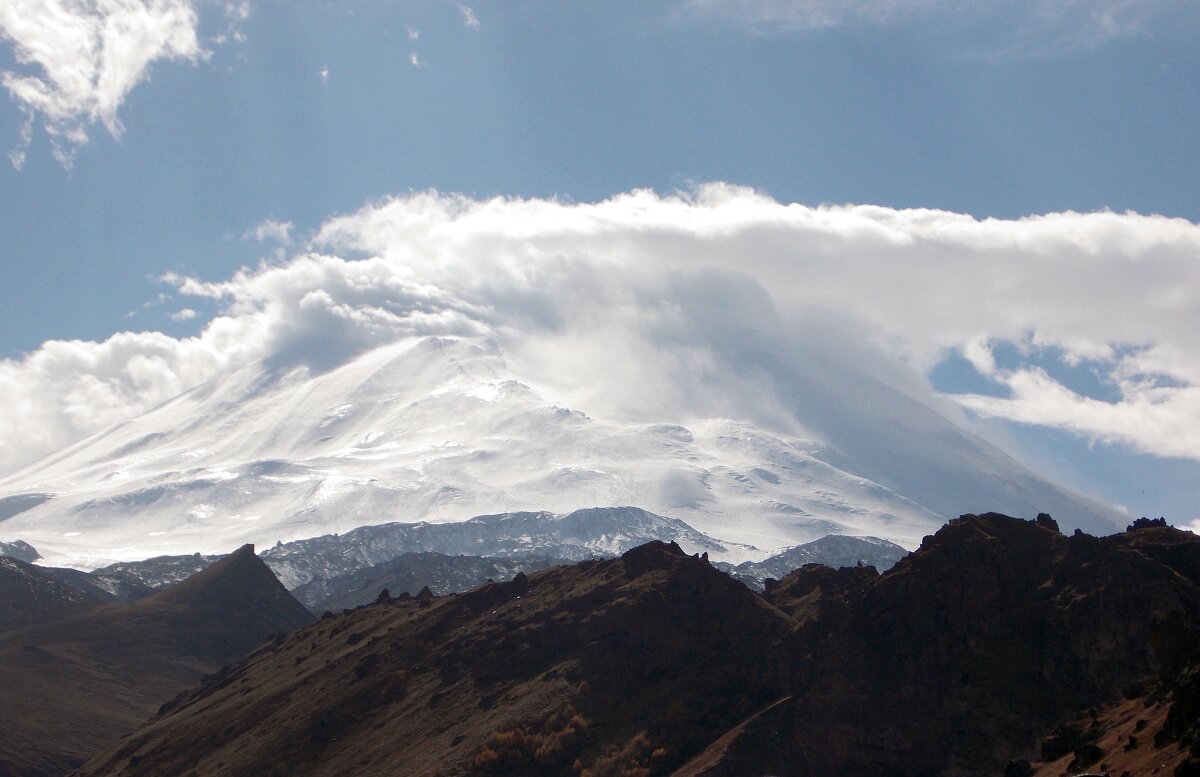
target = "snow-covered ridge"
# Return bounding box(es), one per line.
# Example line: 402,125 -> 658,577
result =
259,506 -> 748,590
2,507 -> 911,610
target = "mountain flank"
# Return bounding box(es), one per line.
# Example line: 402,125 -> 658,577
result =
0,546 -> 313,777
717,532 -> 908,589
0,334 -> 1122,569
258,506 -> 744,590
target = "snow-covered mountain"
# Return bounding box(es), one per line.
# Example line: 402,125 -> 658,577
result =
0,335 -> 1121,568
717,534 -> 910,590
258,506 -> 744,589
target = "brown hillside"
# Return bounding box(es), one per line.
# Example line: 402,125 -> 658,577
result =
73,516 -> 1200,777
74,541 -> 795,777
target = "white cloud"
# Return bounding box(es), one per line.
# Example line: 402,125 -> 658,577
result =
169,308 -> 198,321
405,25 -> 419,41
319,66 -> 329,84
458,4 -> 480,29
408,52 -> 424,68
0,0 -> 219,168
224,2 -> 249,22
961,337 -> 998,376
0,331 -> 228,475
955,366 -> 1200,460
2,186 -> 1200,477
244,218 -> 293,245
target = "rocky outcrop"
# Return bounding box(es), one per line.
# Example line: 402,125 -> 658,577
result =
711,513 -> 1200,776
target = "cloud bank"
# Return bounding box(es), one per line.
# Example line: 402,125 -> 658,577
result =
0,0 -> 210,167
2,185 -> 1199,477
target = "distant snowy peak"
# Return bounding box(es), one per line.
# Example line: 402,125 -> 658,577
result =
719,534 -> 911,589
10,506 -> 917,615
259,506 -> 746,590
0,335 -> 1119,567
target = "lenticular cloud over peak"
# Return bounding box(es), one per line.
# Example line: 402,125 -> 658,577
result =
1,186 -> 1198,563
230,186 -> 1200,455
4,186 -> 1200,475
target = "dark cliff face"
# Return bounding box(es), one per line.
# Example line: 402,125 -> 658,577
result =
72,516 -> 1200,777
716,514 -> 1200,776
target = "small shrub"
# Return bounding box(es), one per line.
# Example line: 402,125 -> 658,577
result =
472,706 -> 591,776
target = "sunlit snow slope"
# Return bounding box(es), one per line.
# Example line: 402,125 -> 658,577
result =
0,336 -> 1120,567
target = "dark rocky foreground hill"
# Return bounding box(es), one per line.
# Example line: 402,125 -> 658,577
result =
72,513 -> 1200,777
0,546 -> 313,777
734,514 -> 1200,776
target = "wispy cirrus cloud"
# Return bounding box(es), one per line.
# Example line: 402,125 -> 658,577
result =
0,0 -> 235,168
681,0 -> 1195,52
682,0 -> 940,31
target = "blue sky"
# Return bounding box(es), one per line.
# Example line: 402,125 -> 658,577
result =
2,0 -> 1199,524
